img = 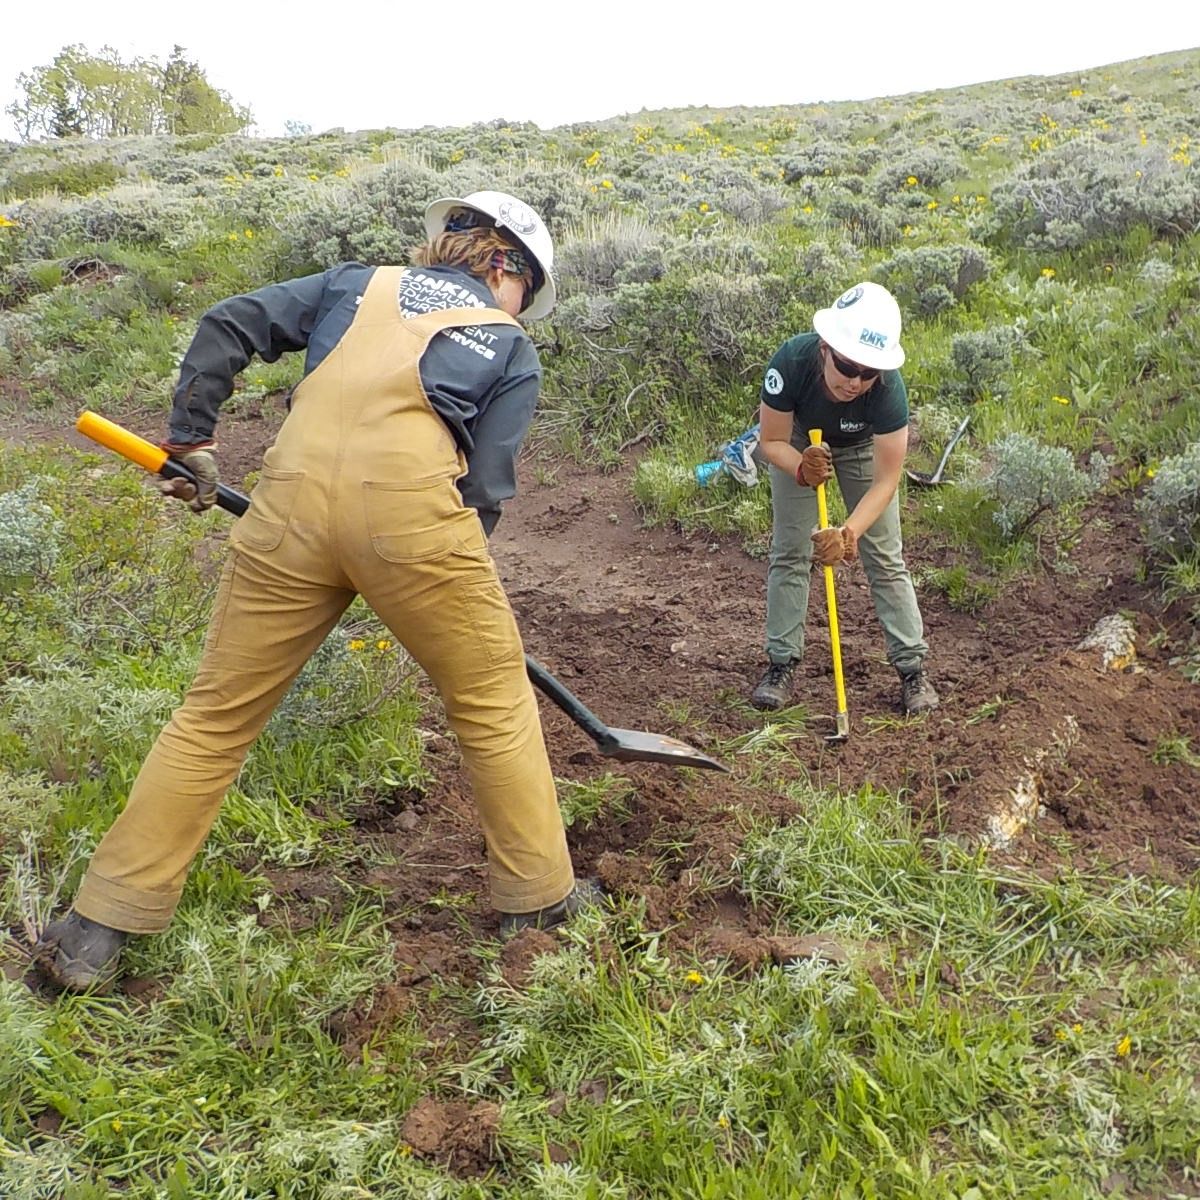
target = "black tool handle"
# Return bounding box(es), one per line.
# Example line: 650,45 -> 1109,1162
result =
523,655 -> 618,752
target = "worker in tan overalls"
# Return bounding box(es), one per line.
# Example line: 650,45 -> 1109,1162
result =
38,191 -> 595,991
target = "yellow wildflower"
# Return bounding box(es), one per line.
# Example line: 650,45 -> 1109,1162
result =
802,205 -> 813,214
584,150 -> 601,168
376,639 -> 392,652
927,200 -> 939,210
1072,1023 -> 1083,1034
1055,1028 -> 1068,1041
1041,267 -> 1056,278
348,639 -> 366,652
698,202 -> 709,213
1115,1035 -> 1132,1057
1052,396 -> 1071,405
0,214 -> 17,227
601,179 -> 613,189
244,229 -> 254,239
111,1119 -> 123,1132
906,175 -> 918,186
716,1114 -> 730,1129
684,970 -> 706,985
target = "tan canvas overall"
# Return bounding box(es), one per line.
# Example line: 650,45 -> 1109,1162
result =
75,267 -> 575,931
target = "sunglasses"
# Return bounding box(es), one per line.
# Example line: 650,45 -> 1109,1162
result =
489,249 -> 538,311
827,347 -> 880,381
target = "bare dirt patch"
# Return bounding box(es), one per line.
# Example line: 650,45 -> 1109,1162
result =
10,399 -> 1199,1016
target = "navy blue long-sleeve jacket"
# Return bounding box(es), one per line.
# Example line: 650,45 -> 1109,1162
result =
168,263 -> 541,535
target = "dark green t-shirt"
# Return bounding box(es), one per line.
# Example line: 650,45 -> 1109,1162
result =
759,331 -> 908,448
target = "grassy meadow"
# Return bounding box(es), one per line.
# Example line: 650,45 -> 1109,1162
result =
2,46 -> 1199,1199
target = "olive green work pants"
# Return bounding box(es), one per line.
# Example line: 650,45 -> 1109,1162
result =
765,441 -> 928,673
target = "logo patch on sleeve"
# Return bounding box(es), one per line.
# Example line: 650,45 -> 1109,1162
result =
764,367 -> 784,395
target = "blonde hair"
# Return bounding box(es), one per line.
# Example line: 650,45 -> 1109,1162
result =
411,228 -> 534,292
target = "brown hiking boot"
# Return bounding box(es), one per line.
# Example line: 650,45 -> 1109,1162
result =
900,669 -> 939,715
499,879 -> 604,939
34,911 -> 129,993
750,660 -> 799,711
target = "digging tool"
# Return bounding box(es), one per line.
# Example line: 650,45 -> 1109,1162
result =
808,428 -> 850,743
905,414 -> 970,487
75,411 -> 730,773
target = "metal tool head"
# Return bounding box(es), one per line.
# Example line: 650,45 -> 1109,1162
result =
603,727 -> 730,772
824,711 -> 851,743
905,415 -> 970,488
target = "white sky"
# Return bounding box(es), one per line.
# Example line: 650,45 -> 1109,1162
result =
4,2 -> 1198,142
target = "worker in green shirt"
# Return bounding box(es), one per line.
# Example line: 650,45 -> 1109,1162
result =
750,282 -> 939,716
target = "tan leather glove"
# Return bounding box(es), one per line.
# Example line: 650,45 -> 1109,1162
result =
812,525 -> 858,566
159,442 -> 218,512
796,442 -> 833,488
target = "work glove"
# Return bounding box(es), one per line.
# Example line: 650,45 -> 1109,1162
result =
159,441 -> 218,512
811,525 -> 857,567
796,442 -> 833,488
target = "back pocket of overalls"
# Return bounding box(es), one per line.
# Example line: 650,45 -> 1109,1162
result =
363,478 -> 485,563
232,467 -> 305,552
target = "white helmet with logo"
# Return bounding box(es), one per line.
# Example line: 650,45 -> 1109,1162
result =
424,189 -> 557,320
812,281 -> 905,370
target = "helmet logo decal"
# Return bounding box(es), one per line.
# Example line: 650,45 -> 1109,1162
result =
497,199 -> 538,236
764,368 -> 784,395
835,285 -> 863,309
859,327 -> 888,349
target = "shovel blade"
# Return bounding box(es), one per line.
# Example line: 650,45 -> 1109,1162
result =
601,727 -> 730,772
905,468 -> 942,487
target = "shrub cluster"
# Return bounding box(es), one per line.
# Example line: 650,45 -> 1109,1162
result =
1137,441 -> 1200,557
981,433 -> 1098,540
875,242 -> 992,315
979,135 -> 1200,250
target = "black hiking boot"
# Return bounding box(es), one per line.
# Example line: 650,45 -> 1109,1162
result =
750,660 -> 799,711
35,911 -> 129,993
499,879 -> 604,939
899,668 -> 939,716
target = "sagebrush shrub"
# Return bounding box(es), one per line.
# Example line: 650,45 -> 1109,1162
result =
556,213 -> 666,292
0,481 -> 61,581
947,324 -> 1027,401
1137,442 -> 1200,557
875,242 -> 992,314
982,433 -> 1098,539
979,135 -> 1200,250
686,271 -> 787,366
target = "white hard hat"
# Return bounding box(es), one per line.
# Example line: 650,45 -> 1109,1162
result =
812,281 -> 905,370
424,190 -> 557,320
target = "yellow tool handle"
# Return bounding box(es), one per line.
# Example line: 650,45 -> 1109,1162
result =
808,428 -> 848,726
76,410 -> 250,517
77,411 -> 169,473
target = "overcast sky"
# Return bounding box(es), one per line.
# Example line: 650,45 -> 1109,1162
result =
5,2 -> 1198,142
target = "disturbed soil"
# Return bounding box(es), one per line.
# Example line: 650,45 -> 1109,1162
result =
10,398 -> 1200,1173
